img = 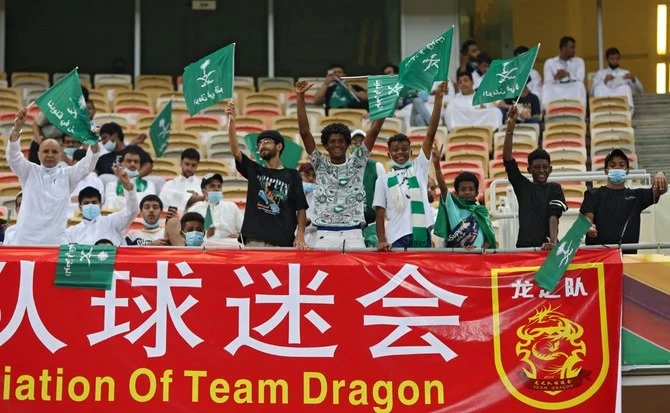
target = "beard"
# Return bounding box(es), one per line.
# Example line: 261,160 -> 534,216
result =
260,148 -> 277,160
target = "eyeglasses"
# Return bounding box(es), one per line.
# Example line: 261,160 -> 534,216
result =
257,138 -> 276,146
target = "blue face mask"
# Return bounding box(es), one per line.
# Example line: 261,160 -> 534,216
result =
391,160 -> 412,169
184,231 -> 204,246
207,191 -> 223,204
607,169 -> 627,184
303,182 -> 316,194
418,91 -> 430,102
82,204 -> 101,221
125,168 -> 140,178
142,218 -> 161,229
103,140 -> 116,152
63,147 -> 77,159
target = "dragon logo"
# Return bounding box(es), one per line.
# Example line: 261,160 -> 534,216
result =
516,305 -> 586,395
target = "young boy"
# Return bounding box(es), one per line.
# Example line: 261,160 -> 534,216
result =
164,212 -> 206,247
296,80 -> 385,249
187,172 -> 243,245
503,106 -> 567,249
373,81 -> 448,250
125,195 -> 165,246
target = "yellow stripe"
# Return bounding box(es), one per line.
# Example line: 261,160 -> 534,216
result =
623,254 -> 670,295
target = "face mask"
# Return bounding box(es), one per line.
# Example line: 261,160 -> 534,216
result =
607,169 -> 627,184
184,231 -> 204,246
427,193 -> 434,203
418,91 -> 430,102
63,147 -> 77,159
125,168 -> 140,178
207,191 -> 223,204
303,182 -> 316,194
391,160 -> 412,169
103,140 -> 116,152
82,204 -> 101,220
142,218 -> 161,229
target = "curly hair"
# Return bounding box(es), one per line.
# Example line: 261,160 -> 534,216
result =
320,123 -> 351,147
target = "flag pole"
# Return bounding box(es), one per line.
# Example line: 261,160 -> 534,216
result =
340,76 -> 369,80
513,43 -> 541,105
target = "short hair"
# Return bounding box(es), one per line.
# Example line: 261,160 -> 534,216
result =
382,63 -> 399,74
606,47 -> 621,58
457,70 -> 473,82
559,36 -> 576,49
513,45 -> 529,56
461,39 -> 477,54
100,122 -> 124,141
140,194 -> 163,210
122,145 -> 142,161
454,171 -> 479,192
181,148 -> 200,162
81,86 -> 90,103
78,186 -> 102,204
476,53 -> 492,65
387,133 -> 410,148
528,148 -> 551,165
181,211 -> 205,228
72,148 -> 87,162
94,239 -> 114,246
320,122 -> 351,147
329,63 -> 345,71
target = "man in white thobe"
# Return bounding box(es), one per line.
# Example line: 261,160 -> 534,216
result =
5,108 -> 100,246
542,36 -> 587,107
68,148 -> 105,218
591,47 -> 643,109
159,148 -> 204,213
104,147 -> 155,210
445,72 -> 502,131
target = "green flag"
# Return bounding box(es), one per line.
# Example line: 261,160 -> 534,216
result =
243,133 -> 304,169
328,83 -> 356,109
54,244 -> 116,290
368,75 -> 402,120
35,68 -> 97,145
204,204 -> 213,229
183,43 -> 235,116
399,28 -> 453,92
473,44 -> 540,106
534,213 -> 592,292
149,100 -> 172,158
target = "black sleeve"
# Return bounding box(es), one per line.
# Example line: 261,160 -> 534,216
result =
547,183 -> 568,218
352,84 -> 365,92
136,146 -> 153,164
293,171 -> 308,211
234,153 -> 255,179
580,189 -> 598,215
503,158 -> 529,189
530,94 -> 542,116
637,188 -> 656,211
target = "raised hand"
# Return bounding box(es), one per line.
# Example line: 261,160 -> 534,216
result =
11,107 -> 28,139
295,80 -> 314,95
431,144 -> 442,168
436,81 -> 449,96
507,105 -> 518,128
112,163 -> 133,191
225,100 -> 236,119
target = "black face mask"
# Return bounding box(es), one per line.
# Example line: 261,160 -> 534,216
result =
608,64 -> 619,70
427,193 -> 434,203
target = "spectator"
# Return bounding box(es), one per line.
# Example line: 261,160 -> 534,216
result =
163,212 -> 206,247
5,108 -> 99,245
60,136 -> 82,166
68,148 -> 105,218
445,71 -> 502,131
187,173 -> 243,245
299,163 -> 318,247
374,82 -> 447,251
433,163 -> 496,248
87,99 -> 98,131
591,47 -> 643,109
312,63 -> 368,114
581,149 -> 667,253
125,194 -> 166,246
514,45 -> 543,100
542,36 -> 586,107
1,192 -> 21,244
296,80 -> 385,249
458,39 -> 481,75
95,122 -> 153,179
226,101 -> 308,248
65,165 -> 138,246
504,107 -> 567,249
472,53 -> 492,89
159,148 -> 204,213
104,147 -> 156,210
382,64 -> 399,75
498,78 -> 542,124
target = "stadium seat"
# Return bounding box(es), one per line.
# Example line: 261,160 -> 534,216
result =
493,131 -> 536,152
11,72 -> 49,88
197,159 -> 232,176
546,147 -> 587,166
543,138 -> 586,150
329,108 -> 367,127
94,74 -> 132,87
114,91 -> 152,108
317,116 -> 356,128
94,83 -> 133,101
136,75 -> 173,90
93,113 -> 134,128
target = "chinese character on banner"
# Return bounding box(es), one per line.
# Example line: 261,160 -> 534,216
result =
357,264 -> 467,362
0,261 -> 66,353
87,271 -> 131,345
225,263 -> 337,357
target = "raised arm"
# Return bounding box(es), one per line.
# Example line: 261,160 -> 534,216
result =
502,106 -> 518,161
296,81 -> 317,154
68,142 -> 101,190
363,118 -> 385,152
431,144 -> 449,197
422,81 -> 448,158
225,100 -> 242,162
7,108 -> 34,180
110,164 -> 139,232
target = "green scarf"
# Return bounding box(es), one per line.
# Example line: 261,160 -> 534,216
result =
386,166 -> 427,247
363,160 -> 379,224
117,177 -> 147,196
434,194 -> 497,248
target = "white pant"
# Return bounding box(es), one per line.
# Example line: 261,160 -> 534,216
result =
314,229 -> 365,250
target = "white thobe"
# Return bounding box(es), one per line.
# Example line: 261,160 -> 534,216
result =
68,172 -> 105,218
528,69 -> 543,101
591,67 -> 643,107
104,179 -> 156,210
65,189 -> 139,246
188,200 -> 243,244
159,175 -> 202,212
5,138 -> 99,246
542,56 -> 587,107
445,93 -> 503,131
472,71 -> 485,89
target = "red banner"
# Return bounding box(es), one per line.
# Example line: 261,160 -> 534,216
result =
0,247 -> 622,412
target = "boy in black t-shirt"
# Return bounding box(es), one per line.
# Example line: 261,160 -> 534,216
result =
580,149 -> 667,251
503,107 -> 567,249
225,101 -> 308,248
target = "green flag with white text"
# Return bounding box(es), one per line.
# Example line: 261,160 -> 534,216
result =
35,68 -> 97,145
183,43 -> 235,116
243,133 -> 304,169
399,28 -> 453,93
368,75 -> 402,120
534,213 -> 592,292
473,45 -> 540,106
149,100 -> 172,158
204,204 -> 213,230
54,245 -> 116,290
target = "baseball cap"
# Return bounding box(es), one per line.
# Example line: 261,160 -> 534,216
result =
604,149 -> 629,168
351,129 -> 366,138
257,130 -> 285,146
201,173 -> 224,189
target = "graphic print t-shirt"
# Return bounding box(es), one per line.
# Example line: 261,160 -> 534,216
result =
236,153 -> 308,246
